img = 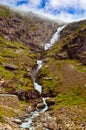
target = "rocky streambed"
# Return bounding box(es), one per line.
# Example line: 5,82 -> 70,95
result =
19,25 -> 66,130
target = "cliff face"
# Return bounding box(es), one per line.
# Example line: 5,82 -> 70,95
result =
60,20 -> 86,64
0,6 -> 58,51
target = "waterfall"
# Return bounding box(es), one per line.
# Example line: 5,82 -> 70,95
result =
44,25 -> 65,50
33,60 -> 42,94
20,25 -> 65,129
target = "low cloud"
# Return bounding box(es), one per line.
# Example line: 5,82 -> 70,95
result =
0,0 -> 86,22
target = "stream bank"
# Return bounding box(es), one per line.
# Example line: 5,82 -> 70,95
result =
20,25 -> 65,130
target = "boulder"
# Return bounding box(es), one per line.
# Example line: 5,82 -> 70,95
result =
4,63 -> 18,70
0,94 -> 20,108
37,103 -> 45,110
15,89 -> 40,101
13,119 -> 22,124
46,98 -> 55,106
48,120 -> 57,130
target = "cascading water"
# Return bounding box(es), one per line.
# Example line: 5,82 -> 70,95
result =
20,25 -> 65,129
44,25 -> 65,50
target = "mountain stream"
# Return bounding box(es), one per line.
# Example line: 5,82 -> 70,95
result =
20,25 -> 65,130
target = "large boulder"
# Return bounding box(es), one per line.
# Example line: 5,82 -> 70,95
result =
15,89 -> 40,101
36,103 -> 45,110
0,94 -> 20,108
46,98 -> 55,106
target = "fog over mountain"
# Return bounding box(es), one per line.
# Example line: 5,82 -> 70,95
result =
0,0 -> 86,22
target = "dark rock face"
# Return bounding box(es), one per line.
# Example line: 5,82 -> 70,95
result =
60,20 -> 86,64
13,89 -> 40,101
0,6 -> 58,52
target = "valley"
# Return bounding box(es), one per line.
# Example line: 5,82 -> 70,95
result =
0,5 -> 86,130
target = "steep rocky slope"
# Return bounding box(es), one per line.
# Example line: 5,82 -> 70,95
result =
0,5 -> 60,129
0,5 -> 86,130
0,5 -> 59,100
36,20 -> 86,129
0,5 -> 58,51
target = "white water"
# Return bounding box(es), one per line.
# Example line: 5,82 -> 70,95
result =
33,60 -> 42,94
21,25 -> 65,129
44,25 -> 65,50
21,60 -> 48,129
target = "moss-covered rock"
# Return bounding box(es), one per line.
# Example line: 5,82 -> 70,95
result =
0,36 -> 39,100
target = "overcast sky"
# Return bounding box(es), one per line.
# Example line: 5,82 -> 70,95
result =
0,0 -> 86,22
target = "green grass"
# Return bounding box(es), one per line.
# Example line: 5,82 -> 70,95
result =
0,114 -> 5,123
0,66 -> 14,80
0,6 -> 12,17
66,59 -> 86,72
0,35 -> 37,94
55,86 -> 86,107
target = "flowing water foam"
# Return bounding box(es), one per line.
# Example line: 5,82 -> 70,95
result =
44,25 -> 65,50
21,25 -> 65,129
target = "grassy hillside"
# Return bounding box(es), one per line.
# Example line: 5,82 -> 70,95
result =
36,20 -> 86,129
0,35 -> 39,98
37,20 -> 86,115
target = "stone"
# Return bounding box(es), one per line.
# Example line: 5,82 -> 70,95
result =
4,63 -> 18,70
46,98 -> 55,106
1,123 -> 12,130
48,120 -> 57,130
35,127 -> 44,130
0,94 -> 20,108
13,119 -> 22,124
37,103 -> 45,110
15,89 -> 40,101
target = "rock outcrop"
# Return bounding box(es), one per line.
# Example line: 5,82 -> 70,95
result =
0,5 -> 58,52
0,94 -> 20,108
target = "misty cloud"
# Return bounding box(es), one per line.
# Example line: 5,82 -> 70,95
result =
0,0 -> 86,22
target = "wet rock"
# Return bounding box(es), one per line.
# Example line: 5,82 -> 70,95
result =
25,90 -> 40,100
46,98 -> 55,106
15,89 -> 40,101
37,103 -> 45,110
13,119 -> 22,124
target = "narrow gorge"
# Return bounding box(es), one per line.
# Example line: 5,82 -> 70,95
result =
21,25 -> 65,129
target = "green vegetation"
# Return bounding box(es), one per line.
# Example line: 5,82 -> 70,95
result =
36,21 -> 86,122
66,59 -> 86,72
0,5 -> 13,17
0,106 -> 15,120
0,36 -> 37,93
55,86 -> 86,107
0,114 -> 5,123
